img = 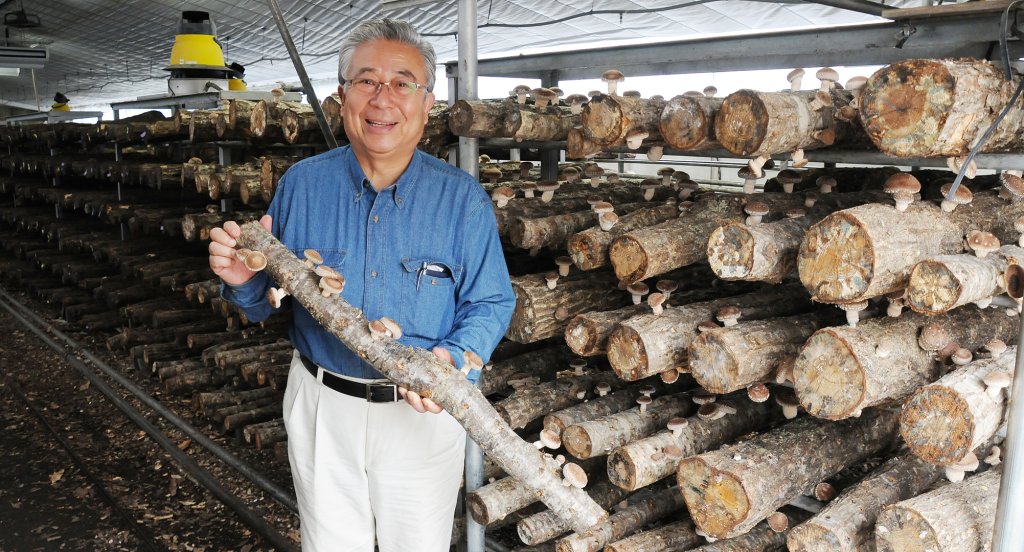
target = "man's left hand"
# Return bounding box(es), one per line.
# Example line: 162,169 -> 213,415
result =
398,347 -> 451,414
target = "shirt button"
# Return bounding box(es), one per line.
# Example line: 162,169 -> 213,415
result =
371,271 -> 378,278
373,215 -> 379,223
396,197 -> 403,204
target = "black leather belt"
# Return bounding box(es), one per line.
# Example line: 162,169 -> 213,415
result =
299,354 -> 399,403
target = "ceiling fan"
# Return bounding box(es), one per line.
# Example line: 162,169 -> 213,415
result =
2,0 -> 42,29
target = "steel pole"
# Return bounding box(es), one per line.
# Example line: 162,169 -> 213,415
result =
992,320 -> 1024,551
267,0 -> 339,149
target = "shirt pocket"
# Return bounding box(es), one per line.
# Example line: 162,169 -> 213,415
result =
400,257 -> 461,341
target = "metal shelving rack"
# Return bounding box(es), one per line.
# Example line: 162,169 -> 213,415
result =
445,1 -> 1024,551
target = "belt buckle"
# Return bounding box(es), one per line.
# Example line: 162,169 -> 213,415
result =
366,383 -> 397,403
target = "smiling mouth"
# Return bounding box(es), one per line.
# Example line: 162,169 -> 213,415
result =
366,119 -> 397,128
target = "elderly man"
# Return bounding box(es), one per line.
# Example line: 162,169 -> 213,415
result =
208,18 -> 515,552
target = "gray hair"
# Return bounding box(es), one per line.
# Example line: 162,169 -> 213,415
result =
337,18 -> 436,92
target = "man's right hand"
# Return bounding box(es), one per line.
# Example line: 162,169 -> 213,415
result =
208,215 -> 273,286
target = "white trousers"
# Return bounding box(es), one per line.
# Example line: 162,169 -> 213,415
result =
282,352 -> 466,552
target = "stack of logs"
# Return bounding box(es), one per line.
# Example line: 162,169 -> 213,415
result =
1,57 -> 1021,551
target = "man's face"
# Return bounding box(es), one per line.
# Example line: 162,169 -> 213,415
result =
339,39 -> 435,163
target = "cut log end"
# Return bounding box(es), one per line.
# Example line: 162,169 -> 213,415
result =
565,317 -> 600,356
798,212 -> 874,303
707,222 -> 755,280
609,236 -> 650,284
786,521 -> 847,552
714,89 -> 769,156
875,506 -> 943,552
677,457 -> 751,538
793,330 -> 866,420
906,259 -> 965,314
606,325 -> 649,381
561,425 -> 594,459
860,60 -> 956,158
900,386 -> 975,466
688,331 -> 741,394
606,449 -> 640,492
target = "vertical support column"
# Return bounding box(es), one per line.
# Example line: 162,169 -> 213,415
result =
992,325 -> 1024,551
539,71 -> 560,181
456,3 -> 484,552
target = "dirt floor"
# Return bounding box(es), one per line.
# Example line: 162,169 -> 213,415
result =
0,290 -> 299,552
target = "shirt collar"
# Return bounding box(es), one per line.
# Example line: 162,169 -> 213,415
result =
342,146 -> 422,210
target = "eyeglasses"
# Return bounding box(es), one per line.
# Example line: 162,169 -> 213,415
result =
343,77 -> 428,97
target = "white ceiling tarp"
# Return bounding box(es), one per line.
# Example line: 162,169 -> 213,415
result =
0,0 -> 917,110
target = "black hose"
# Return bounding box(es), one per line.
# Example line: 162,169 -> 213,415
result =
0,292 -> 299,552
0,287 -> 298,514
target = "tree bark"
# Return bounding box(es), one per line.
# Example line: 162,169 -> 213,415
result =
496,373 -> 624,429
280,104 -> 320,144
689,311 -> 842,394
794,305 -> 1019,420
236,221 -> 608,532
555,485 -> 685,552
659,95 -> 723,151
449,99 -> 514,138
508,270 -> 630,344
181,210 -> 263,242
691,511 -> 811,552
189,109 -> 225,143
900,349 -> 1015,466
243,418 -> 287,449
259,156 -> 297,204
715,89 -> 866,158
508,202 -> 656,251
707,191 -> 887,283
906,245 -> 1024,314
874,469 -> 1001,552
467,457 -> 605,526
607,398 -> 780,492
504,104 -> 579,142
603,519 -> 700,552
223,403 -> 282,431
798,192 -> 1024,304
249,100 -> 288,143
479,345 -> 577,397
544,381 -> 667,437
610,192 -> 806,284
860,59 -> 1024,157
581,93 -> 667,148
677,409 -> 900,539
561,392 -> 697,460
516,481 -> 630,546
607,284 -> 812,381
567,203 -> 680,272
786,452 -> 942,552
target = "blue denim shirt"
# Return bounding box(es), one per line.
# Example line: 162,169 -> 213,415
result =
221,146 -> 515,383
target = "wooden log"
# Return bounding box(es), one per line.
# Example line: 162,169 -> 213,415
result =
906,245 -> 1024,314
189,109 -> 225,143
181,210 -> 263,242
516,481 -> 630,546
259,156 -> 298,203
196,386 -> 278,413
659,95 -> 723,151
609,192 -> 806,284
163,366 -> 231,394
508,270 -> 630,344
231,168 -> 265,206
677,409 -> 900,539
508,201 -> 659,251
707,191 -> 888,283
212,396 -> 277,424
567,127 -> 607,159
874,469 -> 1001,552
236,222 -> 608,531
607,397 -> 780,492
786,452 -> 942,552
155,359 -> 204,381
280,105 -> 321,144
479,345 -> 577,397
467,457 -> 606,526
715,88 -> 865,159
555,485 -> 685,552
860,59 -> 1024,158
496,372 -> 624,429
798,192 -> 1024,304
249,100 -> 287,143
543,380 -> 666,437
246,419 -> 288,449
321,93 -> 343,137
603,520 -> 700,552
561,391 -> 697,460
691,510 -> 811,552
581,93 -> 667,147
504,104 -> 578,142
223,403 -> 281,431
607,284 -> 812,382
794,305 -> 1019,420
449,99 -> 513,138
900,349 -> 1015,466
567,203 -> 679,271
689,311 -> 842,394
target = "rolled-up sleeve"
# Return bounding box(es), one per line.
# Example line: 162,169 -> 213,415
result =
438,198 -> 516,383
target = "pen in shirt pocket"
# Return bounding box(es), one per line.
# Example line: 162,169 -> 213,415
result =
416,262 -> 453,290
